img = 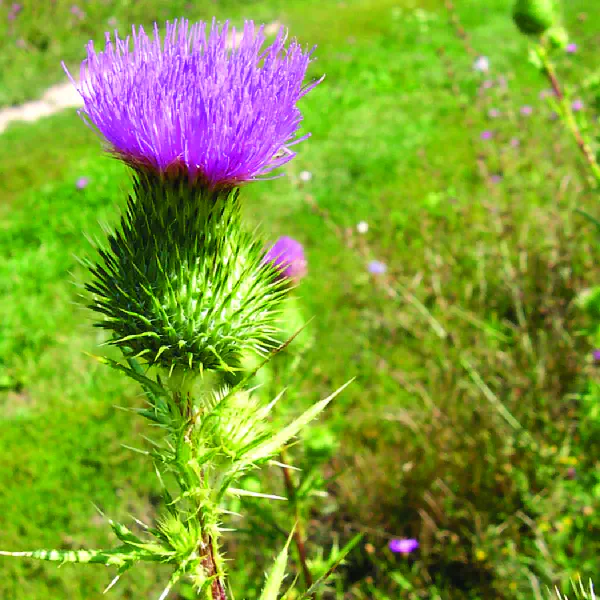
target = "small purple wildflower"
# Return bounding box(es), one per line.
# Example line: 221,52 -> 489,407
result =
520,105 -> 533,117
510,137 -> 520,148
566,43 -> 577,53
490,174 -> 503,184
389,538 -> 419,554
592,349 -> 600,362
76,176 -> 89,189
572,99 -> 584,112
480,130 -> 493,141
65,19 -> 321,189
487,108 -> 500,119
264,236 -> 307,282
368,260 -> 387,275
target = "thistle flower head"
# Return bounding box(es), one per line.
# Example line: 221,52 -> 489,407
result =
65,19 -> 321,189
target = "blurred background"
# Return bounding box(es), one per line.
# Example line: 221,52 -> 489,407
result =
0,0 -> 599,598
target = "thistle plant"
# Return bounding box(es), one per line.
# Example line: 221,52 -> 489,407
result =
513,0 -> 600,186
0,19 -> 353,600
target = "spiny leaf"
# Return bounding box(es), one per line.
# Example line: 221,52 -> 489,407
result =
287,534 -> 363,600
258,529 -> 295,600
237,380 -> 354,467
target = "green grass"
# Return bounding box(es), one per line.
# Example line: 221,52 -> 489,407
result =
1,0 -> 600,598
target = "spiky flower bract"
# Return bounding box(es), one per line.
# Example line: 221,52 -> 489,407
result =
86,175 -> 286,374
64,19 -> 321,188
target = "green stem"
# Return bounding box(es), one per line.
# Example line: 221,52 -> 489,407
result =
539,49 -> 600,186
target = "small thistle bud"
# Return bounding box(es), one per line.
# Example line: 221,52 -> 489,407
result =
513,0 -> 557,37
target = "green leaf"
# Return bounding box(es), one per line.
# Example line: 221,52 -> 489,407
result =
237,379 -> 353,468
287,534 -> 362,600
258,530 -> 294,600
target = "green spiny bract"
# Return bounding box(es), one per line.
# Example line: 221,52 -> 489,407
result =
86,175 -> 287,375
513,0 -> 557,36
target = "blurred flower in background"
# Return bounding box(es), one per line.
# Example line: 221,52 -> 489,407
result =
264,236 -> 308,283
473,55 -> 490,73
572,99 -> 584,112
520,105 -> 533,116
368,260 -> 387,275
389,538 -> 419,554
75,177 -> 89,189
566,42 -> 577,53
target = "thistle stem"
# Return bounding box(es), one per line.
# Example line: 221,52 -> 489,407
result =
175,388 -> 227,600
279,450 -> 314,594
540,50 -> 600,185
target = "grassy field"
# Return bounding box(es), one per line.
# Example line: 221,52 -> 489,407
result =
1,0 -> 599,598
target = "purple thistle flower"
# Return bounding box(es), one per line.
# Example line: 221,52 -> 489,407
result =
389,538 -> 419,554
76,176 -> 89,189
264,236 -> 307,282
368,260 -> 387,275
64,19 -> 321,189
566,43 -> 577,53
572,99 -> 584,112
480,130 -> 493,141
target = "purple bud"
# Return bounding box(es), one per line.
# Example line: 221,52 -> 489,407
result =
389,538 -> 419,554
572,99 -> 584,112
490,174 -> 503,184
520,105 -> 533,117
566,43 -> 577,53
488,108 -> 500,119
480,130 -> 493,141
75,176 -> 89,189
368,260 -> 387,275
264,236 -> 307,282
510,137 -> 520,148
592,349 -> 600,362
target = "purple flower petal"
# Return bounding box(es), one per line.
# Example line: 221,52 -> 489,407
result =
389,538 -> 419,554
65,19 -> 321,189
264,236 -> 307,282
